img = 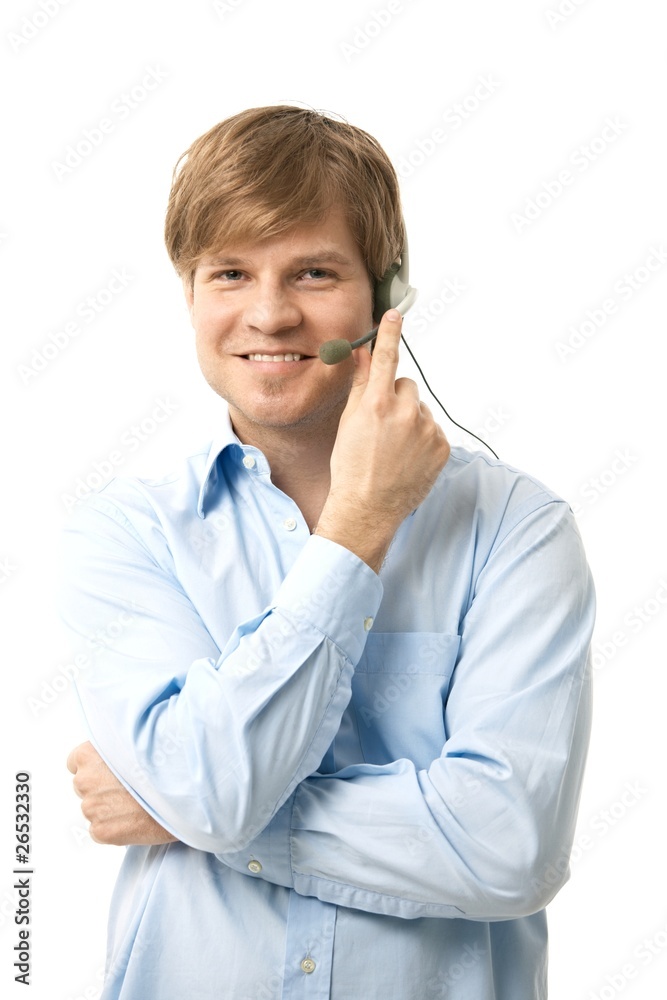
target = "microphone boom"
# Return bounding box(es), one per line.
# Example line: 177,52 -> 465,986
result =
319,327 -> 378,365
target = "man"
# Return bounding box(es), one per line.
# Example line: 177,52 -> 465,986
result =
64,105 -> 595,999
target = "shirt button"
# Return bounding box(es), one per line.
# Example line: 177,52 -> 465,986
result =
300,958 -> 316,974
247,860 -> 262,874
363,617 -> 374,631
242,455 -> 256,470
283,518 -> 297,531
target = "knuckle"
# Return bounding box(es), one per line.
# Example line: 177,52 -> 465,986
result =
89,823 -> 105,845
72,774 -> 86,796
80,799 -> 94,821
90,816 -> 116,845
365,394 -> 391,418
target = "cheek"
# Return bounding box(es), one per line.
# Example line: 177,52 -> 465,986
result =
193,318 -> 225,379
192,302 -> 228,346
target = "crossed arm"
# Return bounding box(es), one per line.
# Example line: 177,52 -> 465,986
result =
66,310 -> 445,838
65,311 -> 594,920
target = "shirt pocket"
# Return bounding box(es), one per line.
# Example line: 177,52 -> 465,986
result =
335,632 -> 461,771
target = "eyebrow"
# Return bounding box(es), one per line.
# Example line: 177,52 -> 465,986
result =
202,249 -> 355,269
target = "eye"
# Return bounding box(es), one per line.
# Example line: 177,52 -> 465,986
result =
214,270 -> 244,281
300,268 -> 333,280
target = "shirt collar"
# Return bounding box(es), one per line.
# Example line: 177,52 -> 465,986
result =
197,407 -> 244,518
196,405 -> 422,520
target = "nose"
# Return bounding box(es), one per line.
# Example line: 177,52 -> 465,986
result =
243,280 -> 301,335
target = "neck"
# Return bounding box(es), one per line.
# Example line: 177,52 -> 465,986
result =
231,418 -> 337,531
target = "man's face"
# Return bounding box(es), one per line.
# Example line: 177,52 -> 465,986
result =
184,206 -> 375,446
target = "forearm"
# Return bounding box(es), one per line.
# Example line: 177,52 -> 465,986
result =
63,501 -> 382,853
217,502 -> 595,919
217,697 -> 590,922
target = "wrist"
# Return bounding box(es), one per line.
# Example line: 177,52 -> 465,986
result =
313,502 -> 396,574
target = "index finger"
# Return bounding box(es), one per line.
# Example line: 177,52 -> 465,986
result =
366,308 -> 403,391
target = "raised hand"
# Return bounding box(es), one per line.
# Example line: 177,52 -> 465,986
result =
315,309 -> 450,572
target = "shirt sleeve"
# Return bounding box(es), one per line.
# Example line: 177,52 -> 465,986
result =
215,500 -> 595,921
59,493 -> 383,854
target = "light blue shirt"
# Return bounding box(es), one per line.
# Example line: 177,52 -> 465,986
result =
60,407 -> 595,1000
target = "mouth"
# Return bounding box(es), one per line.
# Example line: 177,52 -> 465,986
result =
244,353 -> 309,362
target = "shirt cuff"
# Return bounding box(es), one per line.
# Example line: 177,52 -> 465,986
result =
215,792 -> 296,889
273,534 -> 384,665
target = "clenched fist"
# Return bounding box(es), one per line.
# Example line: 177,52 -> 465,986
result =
67,742 -> 177,846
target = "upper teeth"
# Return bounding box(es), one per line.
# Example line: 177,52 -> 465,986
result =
247,353 -> 303,362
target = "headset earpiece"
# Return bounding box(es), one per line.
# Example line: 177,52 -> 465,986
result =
373,261 -> 403,322
319,216 -> 499,458
370,243 -> 417,352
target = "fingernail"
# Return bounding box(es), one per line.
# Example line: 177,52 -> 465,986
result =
386,309 -> 401,321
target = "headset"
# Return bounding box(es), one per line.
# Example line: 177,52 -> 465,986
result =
318,228 -> 499,460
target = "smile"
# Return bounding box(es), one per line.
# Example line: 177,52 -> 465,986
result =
245,353 -> 306,362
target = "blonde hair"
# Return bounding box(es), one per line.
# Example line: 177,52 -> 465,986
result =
164,105 -> 404,288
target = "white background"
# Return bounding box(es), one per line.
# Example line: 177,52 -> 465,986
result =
1,1 -> 665,997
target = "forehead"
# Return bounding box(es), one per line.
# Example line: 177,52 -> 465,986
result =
198,205 -> 364,268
